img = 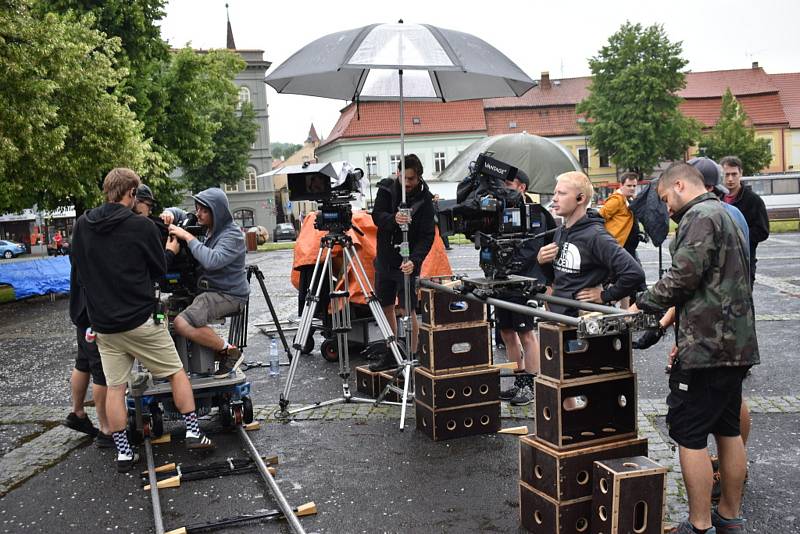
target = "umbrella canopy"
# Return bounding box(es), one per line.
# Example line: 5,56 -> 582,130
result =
436,133 -> 583,195
265,22 -> 535,102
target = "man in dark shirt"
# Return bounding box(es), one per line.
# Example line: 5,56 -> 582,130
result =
369,154 -> 435,371
721,155 -> 769,288
71,168 -> 214,473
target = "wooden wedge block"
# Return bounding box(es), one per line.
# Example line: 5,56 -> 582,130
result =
244,421 -> 261,431
144,474 -> 181,491
296,501 -> 317,517
151,434 -> 171,445
164,528 -> 187,534
143,462 -> 176,476
498,425 -> 528,435
491,362 -> 519,370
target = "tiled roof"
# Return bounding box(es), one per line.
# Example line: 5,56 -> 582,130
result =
679,68 -> 778,98
771,73 -> 800,128
319,100 -> 487,147
485,106 -> 582,137
484,76 -> 590,108
680,93 -> 788,128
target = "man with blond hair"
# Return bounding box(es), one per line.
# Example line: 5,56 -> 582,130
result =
70,168 -> 214,473
537,171 -> 644,316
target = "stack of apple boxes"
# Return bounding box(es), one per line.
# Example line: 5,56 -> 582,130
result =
354,277 -> 498,441
518,323 -> 667,534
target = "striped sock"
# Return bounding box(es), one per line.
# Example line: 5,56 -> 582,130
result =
112,430 -> 132,460
183,411 -> 200,438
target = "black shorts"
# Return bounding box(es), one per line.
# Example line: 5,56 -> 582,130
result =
74,328 -> 107,386
495,296 -> 535,332
374,267 -> 418,311
665,364 -> 750,450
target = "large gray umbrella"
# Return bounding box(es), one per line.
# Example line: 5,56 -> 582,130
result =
437,132 -> 582,195
265,21 -> 535,203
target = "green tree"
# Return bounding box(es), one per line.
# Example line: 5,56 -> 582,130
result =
0,0 -> 163,213
270,142 -> 303,160
576,22 -> 700,176
700,89 -> 772,175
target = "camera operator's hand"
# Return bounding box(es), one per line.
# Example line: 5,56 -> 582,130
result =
400,260 -> 415,275
395,211 -> 411,226
160,211 -> 175,225
576,286 -> 603,303
165,235 -> 180,254
169,224 -> 195,243
632,325 -> 664,350
537,242 -> 558,264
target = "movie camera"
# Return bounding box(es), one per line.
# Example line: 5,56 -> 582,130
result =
159,213 -> 205,300
439,153 -> 553,280
285,161 -> 365,234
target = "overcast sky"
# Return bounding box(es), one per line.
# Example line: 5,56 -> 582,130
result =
160,0 -> 799,145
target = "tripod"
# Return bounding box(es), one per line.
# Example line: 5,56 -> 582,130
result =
279,229 -> 414,429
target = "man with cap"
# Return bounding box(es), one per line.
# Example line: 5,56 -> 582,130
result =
167,188 -> 249,378
496,170 -> 557,406
133,184 -> 170,243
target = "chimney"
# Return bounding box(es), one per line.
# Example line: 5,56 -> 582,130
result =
540,71 -> 551,89
752,61 -> 759,69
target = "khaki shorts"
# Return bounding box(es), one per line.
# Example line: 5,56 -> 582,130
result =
96,318 -> 183,387
179,291 -> 244,327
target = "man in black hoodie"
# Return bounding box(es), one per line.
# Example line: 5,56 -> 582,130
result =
537,171 -> 645,316
720,155 -> 769,288
369,154 -> 435,371
71,168 -> 214,473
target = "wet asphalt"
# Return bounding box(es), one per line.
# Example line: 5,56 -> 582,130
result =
1,233 -> 799,533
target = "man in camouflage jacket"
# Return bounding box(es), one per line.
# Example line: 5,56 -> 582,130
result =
632,162 -> 758,534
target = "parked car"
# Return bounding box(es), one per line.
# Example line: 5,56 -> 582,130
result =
273,223 -> 297,242
0,240 -> 27,259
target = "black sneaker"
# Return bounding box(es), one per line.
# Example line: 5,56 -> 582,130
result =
186,433 -> 215,450
368,352 -> 397,372
64,412 -> 98,437
117,452 -> 140,473
499,385 -> 520,401
510,385 -> 534,406
213,346 -> 244,379
95,432 -> 115,449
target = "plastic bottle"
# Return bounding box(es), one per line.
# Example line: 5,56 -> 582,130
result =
269,339 -> 280,377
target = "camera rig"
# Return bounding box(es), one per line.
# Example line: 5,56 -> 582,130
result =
438,153 -> 555,280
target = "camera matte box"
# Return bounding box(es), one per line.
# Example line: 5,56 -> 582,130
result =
414,367 -> 499,410
519,434 -> 648,502
534,373 -> 637,450
539,322 -> 632,382
415,400 -> 500,441
418,323 -> 491,374
519,481 -> 592,534
592,456 -> 667,534
420,279 -> 486,327
355,365 -> 380,398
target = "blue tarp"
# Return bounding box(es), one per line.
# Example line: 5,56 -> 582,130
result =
0,256 -> 71,299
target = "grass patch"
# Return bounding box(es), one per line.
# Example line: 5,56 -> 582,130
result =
0,284 -> 15,303
770,219 -> 800,233
256,242 -> 296,252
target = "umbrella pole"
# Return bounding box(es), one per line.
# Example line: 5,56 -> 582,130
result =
398,68 -> 414,424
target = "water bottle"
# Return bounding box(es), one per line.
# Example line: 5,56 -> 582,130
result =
269,339 -> 280,377
84,327 -> 96,343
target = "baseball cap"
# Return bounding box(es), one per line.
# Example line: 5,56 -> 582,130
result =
135,184 -> 155,204
514,169 -> 530,188
688,157 -> 729,196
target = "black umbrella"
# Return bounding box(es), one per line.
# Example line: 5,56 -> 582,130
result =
629,179 -> 669,247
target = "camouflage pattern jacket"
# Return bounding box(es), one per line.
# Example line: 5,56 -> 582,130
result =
636,192 -> 759,369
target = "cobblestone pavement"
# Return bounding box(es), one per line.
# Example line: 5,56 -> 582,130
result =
3,394 -> 799,525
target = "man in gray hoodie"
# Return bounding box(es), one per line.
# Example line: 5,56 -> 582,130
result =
167,188 -> 250,377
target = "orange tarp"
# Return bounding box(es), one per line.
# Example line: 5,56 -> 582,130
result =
291,210 -> 452,305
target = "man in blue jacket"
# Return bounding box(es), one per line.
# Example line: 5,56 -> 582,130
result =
168,188 -> 250,378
